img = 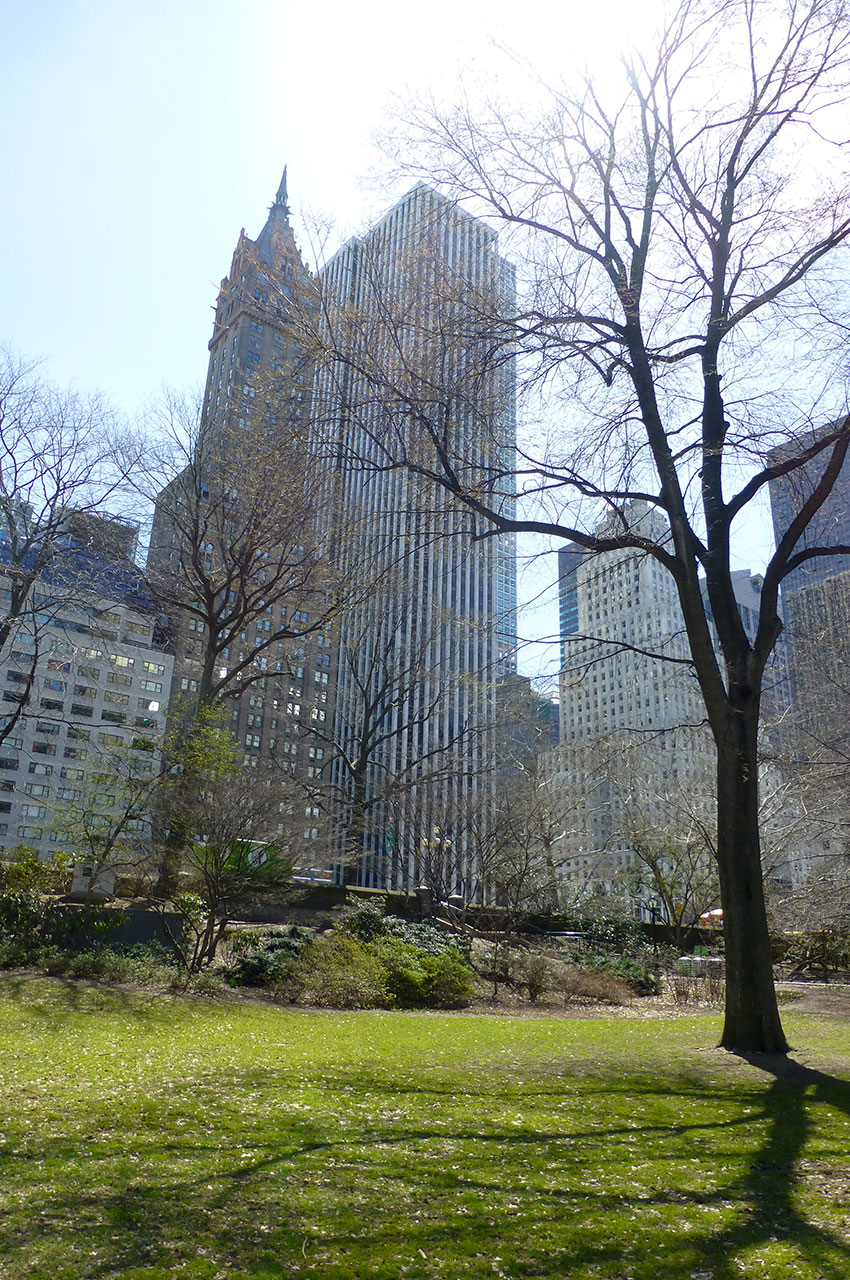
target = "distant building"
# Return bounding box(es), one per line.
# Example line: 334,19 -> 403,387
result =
146,172 -> 337,870
768,424 -> 850,752
553,500 -> 710,898
0,513 -> 173,869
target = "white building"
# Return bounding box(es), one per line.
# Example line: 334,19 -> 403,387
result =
0,526 -> 174,876
554,501 -> 712,898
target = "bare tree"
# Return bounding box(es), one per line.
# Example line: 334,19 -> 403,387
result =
0,353 -> 128,747
310,567 -> 488,883
52,738 -> 165,900
140,385 -> 336,708
132,384 -> 345,892
307,1 -> 850,1052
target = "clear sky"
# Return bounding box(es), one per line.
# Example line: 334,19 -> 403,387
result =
0,0 -> 775,681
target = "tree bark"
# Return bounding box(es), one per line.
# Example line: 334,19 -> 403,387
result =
715,699 -> 788,1054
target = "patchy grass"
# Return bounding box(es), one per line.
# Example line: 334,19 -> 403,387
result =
1,975 -> 849,1279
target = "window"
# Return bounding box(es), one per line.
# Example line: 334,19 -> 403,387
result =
107,672 -> 133,688
104,691 -> 129,706
180,678 -> 198,693
71,703 -> 94,718
63,747 -> 88,761
98,733 -> 124,747
21,804 -> 46,820
101,710 -> 126,724
17,825 -> 43,840
111,655 -> 134,669
61,767 -> 85,781
137,698 -> 160,712
140,680 -> 162,694
67,727 -> 90,741
28,762 -> 52,777
80,648 -> 103,660
56,787 -> 80,802
143,661 -> 165,676
74,685 -> 97,699
44,678 -> 66,692
40,698 -> 63,711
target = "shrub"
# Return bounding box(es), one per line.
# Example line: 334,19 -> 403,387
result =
229,928 -> 312,987
0,889 -> 52,944
340,900 -> 470,959
782,929 -> 850,979
561,965 -> 631,1005
562,948 -> 660,997
372,936 -> 473,1009
419,948 -> 474,1008
520,952 -> 550,1003
0,940 -> 177,986
293,934 -> 390,1009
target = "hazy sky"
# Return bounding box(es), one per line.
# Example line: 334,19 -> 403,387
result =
0,0 -> 774,679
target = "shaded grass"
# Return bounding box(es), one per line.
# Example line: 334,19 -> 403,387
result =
1,975 -> 849,1279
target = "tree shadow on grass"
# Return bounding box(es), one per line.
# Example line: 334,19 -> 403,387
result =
2,1045 -> 850,1278
0,970 -> 180,1024
692,1054 -> 850,1280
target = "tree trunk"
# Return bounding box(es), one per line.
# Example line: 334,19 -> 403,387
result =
715,701 -> 788,1054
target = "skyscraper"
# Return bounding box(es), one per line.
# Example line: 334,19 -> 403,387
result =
552,500 -> 712,896
314,184 -> 518,892
768,425 -> 850,749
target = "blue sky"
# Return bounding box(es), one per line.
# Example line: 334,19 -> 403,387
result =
0,0 -> 775,680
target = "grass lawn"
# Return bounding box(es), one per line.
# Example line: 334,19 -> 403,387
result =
1,976 -> 849,1279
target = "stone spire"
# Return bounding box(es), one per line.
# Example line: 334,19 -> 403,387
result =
274,166 -> 289,216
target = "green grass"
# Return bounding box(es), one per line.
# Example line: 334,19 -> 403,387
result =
1,976 -> 849,1279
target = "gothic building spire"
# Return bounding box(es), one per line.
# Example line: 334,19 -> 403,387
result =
274,166 -> 289,216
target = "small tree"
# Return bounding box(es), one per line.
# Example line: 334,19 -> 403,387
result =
158,708 -> 293,970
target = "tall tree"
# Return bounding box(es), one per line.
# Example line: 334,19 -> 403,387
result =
311,0 -> 850,1051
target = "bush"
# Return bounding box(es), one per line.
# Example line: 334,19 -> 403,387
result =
561,948 -> 660,997
0,889 -> 52,944
292,934 -> 390,1009
0,939 -> 177,986
0,847 -> 72,894
561,965 -> 631,1005
782,929 -> 850,979
521,952 -> 550,1002
340,899 -> 471,960
228,927 -> 312,987
372,936 -> 473,1009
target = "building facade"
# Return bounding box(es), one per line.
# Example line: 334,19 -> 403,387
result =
768,425 -> 850,747
315,184 -> 518,891
146,172 -> 338,872
0,513 -> 173,876
551,501 -> 717,901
